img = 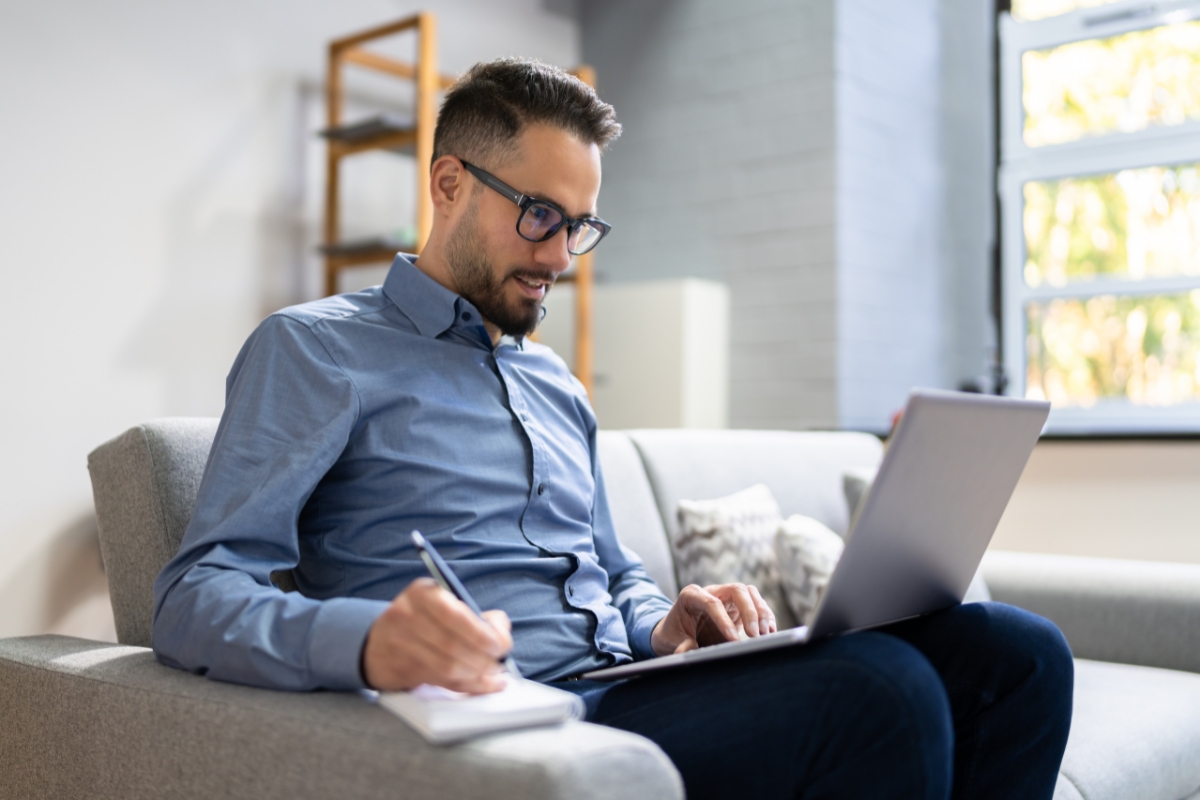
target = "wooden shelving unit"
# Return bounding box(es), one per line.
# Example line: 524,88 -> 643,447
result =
319,14 -> 595,398
321,13 -> 452,295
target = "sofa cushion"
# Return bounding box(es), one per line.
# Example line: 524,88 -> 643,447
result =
627,430 -> 884,546
1055,659 -> 1200,800
775,514 -> 844,627
596,432 -> 679,597
983,551 -> 1200,675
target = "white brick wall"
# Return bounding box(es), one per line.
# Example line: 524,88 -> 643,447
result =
583,0 -> 986,431
583,0 -> 840,429
835,0 -> 944,429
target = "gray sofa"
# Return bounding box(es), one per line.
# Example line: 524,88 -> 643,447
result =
2,420 -> 1200,800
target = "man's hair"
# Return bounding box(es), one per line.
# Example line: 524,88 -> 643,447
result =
433,58 -> 621,168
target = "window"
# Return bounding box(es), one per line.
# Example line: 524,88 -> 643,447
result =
1000,0 -> 1200,432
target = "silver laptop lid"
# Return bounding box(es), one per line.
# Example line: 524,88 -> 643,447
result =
809,389 -> 1050,640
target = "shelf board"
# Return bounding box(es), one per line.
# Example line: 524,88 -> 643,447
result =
318,236 -> 415,267
319,114 -> 416,157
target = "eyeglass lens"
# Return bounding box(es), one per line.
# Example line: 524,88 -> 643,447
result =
517,202 -> 605,255
517,203 -> 561,241
567,222 -> 604,255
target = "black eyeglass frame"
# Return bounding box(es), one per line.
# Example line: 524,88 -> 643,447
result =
460,160 -> 612,256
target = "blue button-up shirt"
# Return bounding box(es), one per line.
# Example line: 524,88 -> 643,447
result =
152,255 -> 673,691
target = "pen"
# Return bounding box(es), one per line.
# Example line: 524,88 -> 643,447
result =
410,530 -> 522,679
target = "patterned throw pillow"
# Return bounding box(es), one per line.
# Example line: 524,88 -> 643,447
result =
675,484 -> 798,630
774,515 -> 845,627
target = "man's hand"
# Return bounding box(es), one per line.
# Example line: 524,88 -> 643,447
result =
650,583 -> 777,657
362,578 -> 513,694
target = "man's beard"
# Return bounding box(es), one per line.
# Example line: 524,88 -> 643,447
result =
445,198 -> 552,338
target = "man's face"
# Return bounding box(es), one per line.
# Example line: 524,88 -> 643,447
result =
444,124 -> 602,338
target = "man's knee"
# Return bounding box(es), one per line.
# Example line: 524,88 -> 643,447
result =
805,632 -> 954,796
976,602 -> 1074,717
820,631 -> 952,727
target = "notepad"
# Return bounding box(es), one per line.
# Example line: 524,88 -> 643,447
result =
377,676 -> 585,744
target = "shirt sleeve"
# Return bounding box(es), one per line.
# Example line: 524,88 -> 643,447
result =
588,433 -> 674,661
151,314 -> 389,691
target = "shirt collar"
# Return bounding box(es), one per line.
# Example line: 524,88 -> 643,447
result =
382,253 -> 530,350
383,253 -> 466,339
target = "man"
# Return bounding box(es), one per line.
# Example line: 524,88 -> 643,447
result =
153,59 -> 1072,799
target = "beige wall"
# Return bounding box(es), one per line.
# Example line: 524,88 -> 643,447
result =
992,439 -> 1200,564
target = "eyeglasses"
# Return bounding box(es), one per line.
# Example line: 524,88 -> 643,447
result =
460,160 -> 611,256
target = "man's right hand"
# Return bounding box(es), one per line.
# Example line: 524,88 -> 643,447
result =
361,578 -> 513,694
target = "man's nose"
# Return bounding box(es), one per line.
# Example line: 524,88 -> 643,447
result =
533,228 -> 573,275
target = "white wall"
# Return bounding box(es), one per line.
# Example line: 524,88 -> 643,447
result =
0,0 -> 580,637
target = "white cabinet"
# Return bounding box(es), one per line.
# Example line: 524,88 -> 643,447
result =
539,278 -> 729,429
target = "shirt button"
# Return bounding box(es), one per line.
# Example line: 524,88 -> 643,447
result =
461,311 -> 472,321
537,483 -> 546,496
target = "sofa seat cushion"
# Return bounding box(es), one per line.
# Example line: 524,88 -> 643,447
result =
1055,659 -> 1200,800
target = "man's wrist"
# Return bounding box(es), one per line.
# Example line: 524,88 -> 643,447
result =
650,614 -> 670,657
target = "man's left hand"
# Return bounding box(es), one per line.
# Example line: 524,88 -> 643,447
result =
650,583 -> 777,657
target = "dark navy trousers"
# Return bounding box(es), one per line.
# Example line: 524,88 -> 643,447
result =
553,602 -> 1073,800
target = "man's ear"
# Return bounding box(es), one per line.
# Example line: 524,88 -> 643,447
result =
430,156 -> 466,218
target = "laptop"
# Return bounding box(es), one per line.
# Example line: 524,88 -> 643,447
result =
582,388 -> 1050,681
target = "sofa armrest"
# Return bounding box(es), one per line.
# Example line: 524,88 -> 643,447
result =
0,635 -> 682,800
981,551 -> 1200,675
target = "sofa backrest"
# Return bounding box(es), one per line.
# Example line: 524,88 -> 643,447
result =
88,419 -> 220,647
626,429 -> 885,544
596,432 -> 678,596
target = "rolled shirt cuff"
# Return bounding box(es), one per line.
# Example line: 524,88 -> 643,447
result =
627,606 -> 671,661
307,596 -> 391,690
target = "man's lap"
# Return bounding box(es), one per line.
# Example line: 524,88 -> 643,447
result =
550,602 -> 1072,800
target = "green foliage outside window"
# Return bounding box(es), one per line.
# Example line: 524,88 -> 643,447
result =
1024,163 -> 1200,286
1023,21 -> 1200,147
1026,291 -> 1200,406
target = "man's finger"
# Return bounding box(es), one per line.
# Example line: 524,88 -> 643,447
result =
396,590 -> 509,679
712,583 -> 760,638
404,607 -> 501,676
681,585 -> 739,641
746,584 -> 777,634
673,637 -> 699,654
411,583 -> 509,658
482,609 -> 513,638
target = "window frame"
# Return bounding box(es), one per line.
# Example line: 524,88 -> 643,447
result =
999,0 -> 1200,433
